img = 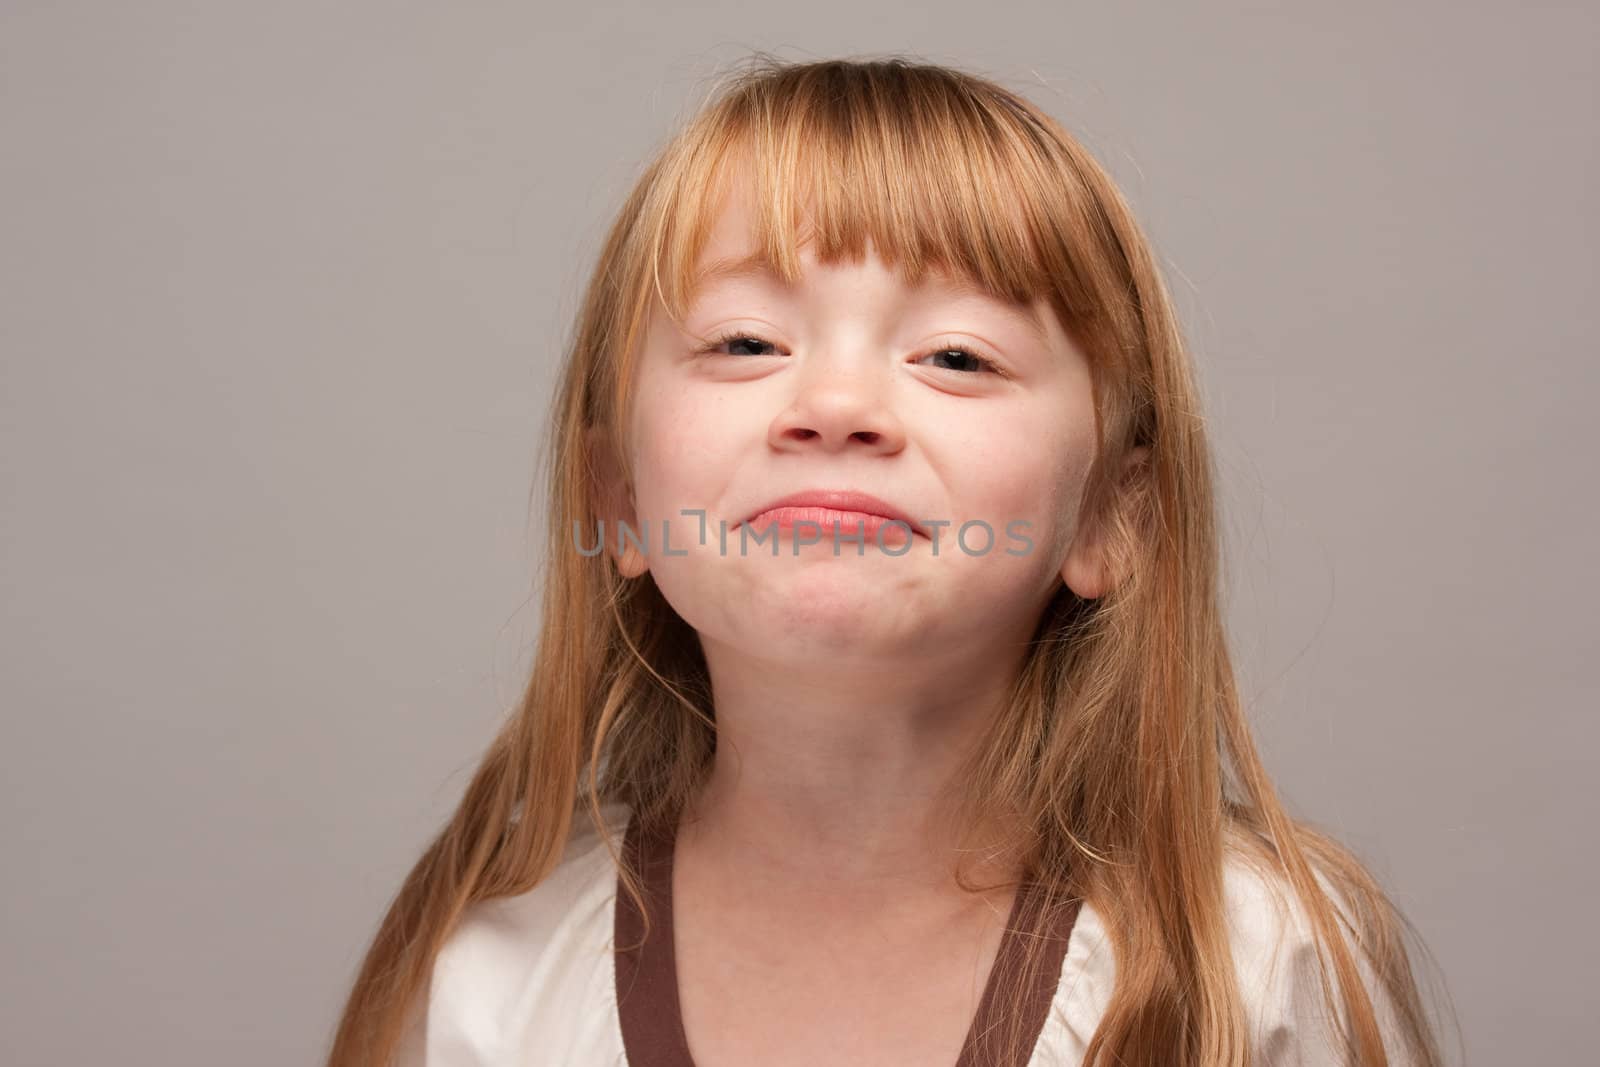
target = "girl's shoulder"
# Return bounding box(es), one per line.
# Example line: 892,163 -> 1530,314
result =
395,802 -> 633,1066
1214,846 -> 1409,1064
1038,847 -> 1407,1066
442,800 -> 632,968
1216,847 -> 1412,1064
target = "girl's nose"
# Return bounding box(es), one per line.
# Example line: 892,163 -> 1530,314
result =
767,363 -> 907,454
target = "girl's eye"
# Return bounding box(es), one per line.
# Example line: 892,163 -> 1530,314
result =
915,344 -> 1002,375
696,330 -> 1003,376
698,330 -> 781,358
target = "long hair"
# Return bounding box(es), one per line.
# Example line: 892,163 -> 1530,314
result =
326,54 -> 1451,1067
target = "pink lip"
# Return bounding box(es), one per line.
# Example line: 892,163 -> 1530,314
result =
739,489 -> 928,538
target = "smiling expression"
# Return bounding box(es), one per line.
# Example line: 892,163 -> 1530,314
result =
598,175 -> 1111,663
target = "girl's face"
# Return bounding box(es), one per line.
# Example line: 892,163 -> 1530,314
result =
603,182 -> 1115,667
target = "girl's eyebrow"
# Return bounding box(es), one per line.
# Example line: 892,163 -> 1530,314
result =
689,251 -> 778,290
938,276 -> 1052,348
689,251 -> 1051,347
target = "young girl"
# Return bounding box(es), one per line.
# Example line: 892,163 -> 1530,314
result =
327,56 -> 1449,1067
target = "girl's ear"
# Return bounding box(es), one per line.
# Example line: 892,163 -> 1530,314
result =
1060,445 -> 1149,600
583,425 -> 649,579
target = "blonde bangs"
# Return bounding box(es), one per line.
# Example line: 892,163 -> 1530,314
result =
647,60 -> 1081,331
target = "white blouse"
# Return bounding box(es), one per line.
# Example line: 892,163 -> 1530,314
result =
395,801 -> 1403,1066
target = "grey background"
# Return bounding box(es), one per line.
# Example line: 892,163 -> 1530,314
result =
1,3 -> 1592,1064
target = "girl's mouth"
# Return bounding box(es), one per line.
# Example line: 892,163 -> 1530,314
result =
740,506 -> 922,544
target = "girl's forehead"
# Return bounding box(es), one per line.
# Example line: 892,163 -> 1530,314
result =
668,267 -> 1056,368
